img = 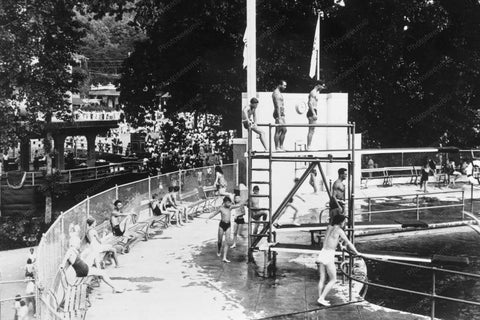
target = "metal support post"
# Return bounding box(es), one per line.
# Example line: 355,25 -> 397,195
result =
416,195 -> 420,220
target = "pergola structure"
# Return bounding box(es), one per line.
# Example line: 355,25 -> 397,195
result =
18,119 -> 118,171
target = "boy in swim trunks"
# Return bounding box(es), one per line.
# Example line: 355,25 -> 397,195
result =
231,195 -> 246,248
243,97 -> 268,151
316,214 -> 361,306
250,185 -> 268,235
207,196 -> 245,262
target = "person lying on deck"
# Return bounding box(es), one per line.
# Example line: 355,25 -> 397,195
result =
63,236 -> 123,293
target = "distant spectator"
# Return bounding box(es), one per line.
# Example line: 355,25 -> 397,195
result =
25,259 -> 34,278
13,294 -> 21,320
28,248 -> 36,264
25,277 -> 36,315
17,300 -> 28,320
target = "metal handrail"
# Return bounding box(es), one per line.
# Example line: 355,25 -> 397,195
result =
340,252 -> 480,319
61,161 -> 141,173
256,123 -> 355,128
356,190 -> 464,201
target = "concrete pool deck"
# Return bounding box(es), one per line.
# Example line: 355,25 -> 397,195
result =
85,209 -> 434,320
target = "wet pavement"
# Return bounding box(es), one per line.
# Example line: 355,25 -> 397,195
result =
85,215 -> 430,320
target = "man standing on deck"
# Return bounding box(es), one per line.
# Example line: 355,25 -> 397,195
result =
329,168 -> 347,221
317,214 -> 361,306
307,82 -> 326,150
272,80 -> 288,151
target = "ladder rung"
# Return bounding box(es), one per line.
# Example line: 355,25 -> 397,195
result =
250,181 -> 269,184
250,207 -> 270,211
251,168 -> 270,172
249,194 -> 270,198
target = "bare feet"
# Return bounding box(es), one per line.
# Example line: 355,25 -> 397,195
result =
113,288 -> 124,293
317,298 -> 330,306
217,251 -> 221,257
230,243 -> 236,249
222,258 -> 231,263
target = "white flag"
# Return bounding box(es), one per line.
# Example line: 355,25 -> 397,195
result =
309,15 -> 320,78
243,26 -> 248,69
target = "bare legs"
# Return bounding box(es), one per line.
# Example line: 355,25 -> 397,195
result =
88,267 -> 122,293
318,262 -> 336,306
252,126 -> 268,151
231,222 -> 244,248
217,226 -> 230,262
274,117 -> 287,151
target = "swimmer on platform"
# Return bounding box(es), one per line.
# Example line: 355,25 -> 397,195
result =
307,82 -> 326,150
317,214 -> 360,306
207,196 -> 246,263
272,80 -> 288,151
243,97 -> 268,151
329,168 -> 347,221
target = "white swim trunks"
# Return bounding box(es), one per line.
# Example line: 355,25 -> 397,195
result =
316,249 -> 335,265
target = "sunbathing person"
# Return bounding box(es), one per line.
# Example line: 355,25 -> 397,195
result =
160,188 -> 183,227
150,193 -> 172,227
110,200 -> 137,237
85,217 -> 119,268
63,236 -> 123,293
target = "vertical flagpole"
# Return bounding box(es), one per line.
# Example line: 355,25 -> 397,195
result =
247,0 -> 257,99
316,10 -> 321,81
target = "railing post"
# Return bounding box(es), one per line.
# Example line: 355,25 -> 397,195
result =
86,196 -> 90,217
431,268 -> 436,320
368,198 -> 372,222
68,170 -> 72,184
235,159 -> 239,187
95,167 -> 98,180
178,169 -> 183,194
32,172 -> 35,186
462,190 -> 465,220
148,175 -> 152,201
471,183 -> 474,214
416,194 -> 420,221
115,184 -> 119,200
60,212 -> 65,249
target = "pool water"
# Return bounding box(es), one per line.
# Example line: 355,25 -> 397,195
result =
355,199 -> 480,320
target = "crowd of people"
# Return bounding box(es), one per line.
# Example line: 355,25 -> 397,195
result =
142,115 -> 235,175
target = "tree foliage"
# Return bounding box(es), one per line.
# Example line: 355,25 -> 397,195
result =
0,0 -> 87,148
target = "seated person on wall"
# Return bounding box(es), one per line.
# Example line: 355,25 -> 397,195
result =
110,200 -> 138,237
150,193 -> 171,227
173,186 -> 191,222
85,217 -> 119,268
160,188 -> 183,227
63,236 -> 123,293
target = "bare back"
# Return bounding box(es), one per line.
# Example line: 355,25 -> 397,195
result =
323,225 -> 347,250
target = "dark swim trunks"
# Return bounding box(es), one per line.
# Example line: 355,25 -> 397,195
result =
234,217 -> 245,224
307,108 -> 317,119
242,120 -> 250,130
219,220 -> 231,232
112,224 -> 124,237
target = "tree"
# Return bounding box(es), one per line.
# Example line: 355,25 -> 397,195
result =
75,11 -> 146,95
0,0 -> 87,222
